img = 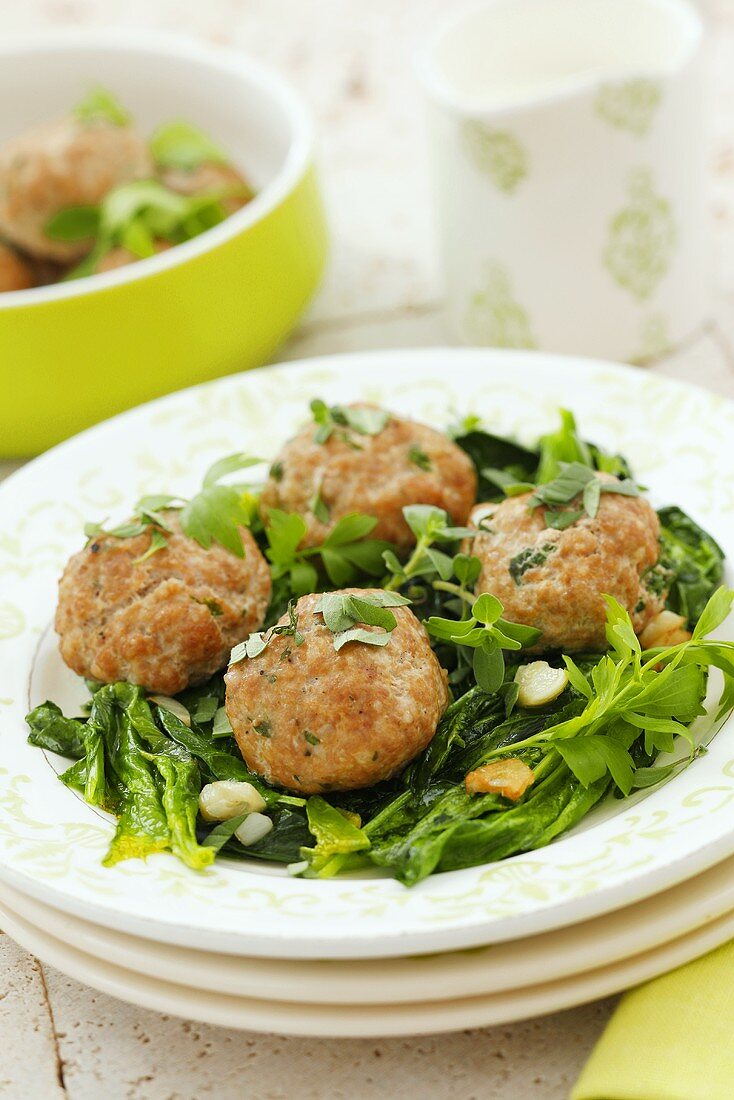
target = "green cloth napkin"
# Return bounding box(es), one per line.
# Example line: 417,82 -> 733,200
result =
572,940 -> 734,1100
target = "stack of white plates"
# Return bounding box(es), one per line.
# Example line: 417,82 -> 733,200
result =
2,350 -> 733,1036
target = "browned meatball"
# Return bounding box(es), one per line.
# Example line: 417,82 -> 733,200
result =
0,117 -> 152,262
225,589 -> 449,793
260,405 -> 477,552
0,243 -> 33,292
56,513 -> 271,695
468,481 -> 665,652
160,162 -> 253,215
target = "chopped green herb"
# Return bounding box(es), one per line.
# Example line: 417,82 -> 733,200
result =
304,731 -> 320,746
315,591 -> 411,651
310,399 -> 389,445
229,600 -> 304,665
212,706 -> 234,738
408,445 -> 432,471
528,461 -> 640,529
192,596 -> 223,617
509,543 -> 557,585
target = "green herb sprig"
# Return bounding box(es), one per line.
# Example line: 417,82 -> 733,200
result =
426,593 -> 541,694
84,453 -> 262,560
528,462 -> 640,529
384,505 -> 475,592
315,591 -> 411,651
264,510 -> 392,597
310,399 -> 389,446
229,600 -> 303,665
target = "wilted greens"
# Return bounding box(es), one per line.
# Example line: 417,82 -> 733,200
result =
26,407 -> 734,885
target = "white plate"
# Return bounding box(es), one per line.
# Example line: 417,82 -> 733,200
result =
3,848 -> 734,1005
3,887 -> 734,1036
1,349 -> 734,959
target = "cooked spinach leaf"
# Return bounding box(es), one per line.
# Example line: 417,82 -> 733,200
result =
657,505 -> 725,627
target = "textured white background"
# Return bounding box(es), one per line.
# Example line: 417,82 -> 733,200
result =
2,1 -> 734,1097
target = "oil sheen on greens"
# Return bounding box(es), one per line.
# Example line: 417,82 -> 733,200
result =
26,410 -> 734,886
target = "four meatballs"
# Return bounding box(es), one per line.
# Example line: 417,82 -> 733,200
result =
54,404 -> 674,797
224,589 -> 449,793
467,481 -> 665,652
56,512 -> 271,696
259,404 -> 477,551
0,116 -> 152,262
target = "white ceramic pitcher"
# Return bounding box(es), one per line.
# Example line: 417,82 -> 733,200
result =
419,0 -> 707,363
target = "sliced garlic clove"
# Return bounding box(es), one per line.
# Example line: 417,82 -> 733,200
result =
515,661 -> 569,707
639,610 -> 691,649
198,780 -> 266,822
235,812 -> 273,847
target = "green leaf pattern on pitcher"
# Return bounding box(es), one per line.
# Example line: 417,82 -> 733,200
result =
464,261 -> 536,348
604,169 -> 676,301
630,313 -> 672,365
595,79 -> 662,136
462,121 -> 528,194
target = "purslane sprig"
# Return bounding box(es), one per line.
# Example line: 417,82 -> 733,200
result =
426,593 -> 541,694
384,505 -> 475,592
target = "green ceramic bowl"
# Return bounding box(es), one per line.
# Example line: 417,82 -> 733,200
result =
0,32 -> 328,456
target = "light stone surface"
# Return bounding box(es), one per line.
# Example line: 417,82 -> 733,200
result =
1,0 -> 734,1097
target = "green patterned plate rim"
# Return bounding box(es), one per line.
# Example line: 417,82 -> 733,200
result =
1,349 -> 732,959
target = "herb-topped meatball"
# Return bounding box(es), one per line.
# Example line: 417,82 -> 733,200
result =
468,475 -> 665,652
0,116 -> 152,262
259,403 -> 477,552
56,513 -> 271,696
224,589 -> 449,793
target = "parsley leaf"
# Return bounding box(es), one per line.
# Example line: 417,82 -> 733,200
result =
202,453 -> 262,489
470,589 -> 734,795
180,485 -> 252,556
264,509 -> 392,598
